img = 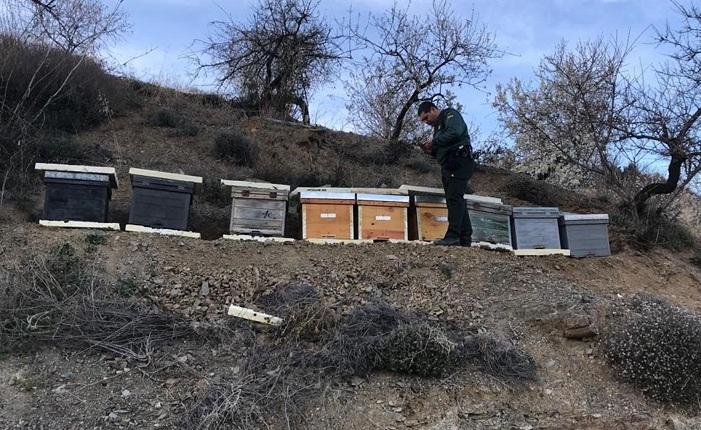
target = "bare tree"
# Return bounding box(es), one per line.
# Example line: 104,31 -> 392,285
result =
196,0 -> 346,124
346,0 -> 498,142
25,0 -> 129,55
495,3 -> 701,216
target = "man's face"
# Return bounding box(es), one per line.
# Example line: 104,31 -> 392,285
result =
419,108 -> 439,126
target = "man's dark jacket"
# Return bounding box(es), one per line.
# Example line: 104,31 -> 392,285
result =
431,108 -> 471,163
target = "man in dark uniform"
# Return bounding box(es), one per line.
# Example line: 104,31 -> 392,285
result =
417,101 -> 474,246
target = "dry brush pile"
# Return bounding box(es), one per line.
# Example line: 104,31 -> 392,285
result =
186,280 -> 537,429
601,294 -> 701,409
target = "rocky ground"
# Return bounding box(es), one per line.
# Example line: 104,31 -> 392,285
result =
1,216 -> 701,429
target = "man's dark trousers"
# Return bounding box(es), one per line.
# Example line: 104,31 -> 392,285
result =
440,156 -> 474,244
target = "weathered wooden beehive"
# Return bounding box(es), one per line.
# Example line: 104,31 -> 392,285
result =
35,163 -> 118,224
356,193 -> 410,241
559,213 -> 611,257
299,191 -> 355,240
127,168 -> 202,232
221,180 -> 290,236
465,194 -> 513,249
409,195 -> 449,241
511,207 -> 562,250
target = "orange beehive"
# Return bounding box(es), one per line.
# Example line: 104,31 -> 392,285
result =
300,191 -> 355,240
409,195 -> 449,241
356,194 -> 409,241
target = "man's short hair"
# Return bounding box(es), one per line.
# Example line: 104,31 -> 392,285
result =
417,101 -> 437,116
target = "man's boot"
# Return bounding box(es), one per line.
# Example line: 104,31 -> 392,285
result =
432,237 -> 460,246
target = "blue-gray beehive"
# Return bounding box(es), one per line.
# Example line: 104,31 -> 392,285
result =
511,207 -> 561,250
559,213 -> 611,257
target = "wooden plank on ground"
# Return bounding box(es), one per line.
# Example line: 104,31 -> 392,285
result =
227,305 -> 283,325
39,220 -> 121,231
125,224 -> 201,238
222,234 -> 294,243
471,241 -> 514,252
35,163 -> 119,188
513,249 -> 571,257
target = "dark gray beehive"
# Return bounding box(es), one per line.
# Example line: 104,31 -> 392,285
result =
127,168 -> 202,231
35,163 -> 118,223
511,207 -> 561,250
559,213 -> 611,257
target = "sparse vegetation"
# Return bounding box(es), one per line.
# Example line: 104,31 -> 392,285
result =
214,131 -> 258,167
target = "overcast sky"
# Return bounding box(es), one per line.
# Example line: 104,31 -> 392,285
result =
109,0 -> 684,140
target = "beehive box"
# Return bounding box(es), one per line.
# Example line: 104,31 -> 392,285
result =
35,163 -> 118,223
465,195 -> 513,248
221,180 -> 290,236
409,195 -> 449,241
127,168 -> 202,231
300,191 -> 355,240
511,207 -> 561,250
356,193 -> 410,240
559,213 -> 611,257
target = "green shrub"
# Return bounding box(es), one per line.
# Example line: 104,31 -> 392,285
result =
214,131 -> 258,167
602,295 -> 701,407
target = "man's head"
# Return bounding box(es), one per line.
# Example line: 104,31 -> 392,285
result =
417,101 -> 440,125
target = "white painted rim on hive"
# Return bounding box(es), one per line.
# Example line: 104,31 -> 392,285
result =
125,224 -> 201,238
39,220 -> 121,230
220,179 -> 290,191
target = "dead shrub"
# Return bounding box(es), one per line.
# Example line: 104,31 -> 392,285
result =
601,294 -> 701,407
0,244 -> 194,360
214,131 -> 258,167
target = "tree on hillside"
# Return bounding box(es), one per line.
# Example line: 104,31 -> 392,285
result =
346,0 -> 499,143
197,0 -> 346,124
26,0 -> 129,55
494,3 -> 701,215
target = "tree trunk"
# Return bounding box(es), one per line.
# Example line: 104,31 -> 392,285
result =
293,97 -> 310,125
633,152 -> 685,215
390,90 -> 420,141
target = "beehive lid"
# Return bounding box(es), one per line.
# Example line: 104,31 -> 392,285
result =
413,195 -> 446,205
35,163 -> 118,189
129,168 -> 202,184
356,193 -> 410,204
398,184 -> 444,196
512,207 -> 560,218
299,191 -> 355,201
221,179 -> 290,193
463,194 -> 502,205
561,212 -> 609,223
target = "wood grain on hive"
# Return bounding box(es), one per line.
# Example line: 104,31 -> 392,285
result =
410,195 -> 449,241
356,193 -> 409,241
35,163 -> 118,224
465,194 -> 513,249
221,180 -> 290,237
127,168 -> 202,232
300,191 -> 355,240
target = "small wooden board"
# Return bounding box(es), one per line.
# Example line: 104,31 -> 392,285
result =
513,249 -> 570,257
471,241 -> 514,252
305,239 -> 373,245
39,220 -> 121,231
222,234 -> 294,243
125,224 -> 201,238
227,305 -> 283,326
35,163 -> 119,188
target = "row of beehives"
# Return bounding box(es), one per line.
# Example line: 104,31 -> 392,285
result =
34,163 -> 610,257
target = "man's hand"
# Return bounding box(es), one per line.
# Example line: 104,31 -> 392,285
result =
420,138 -> 433,154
